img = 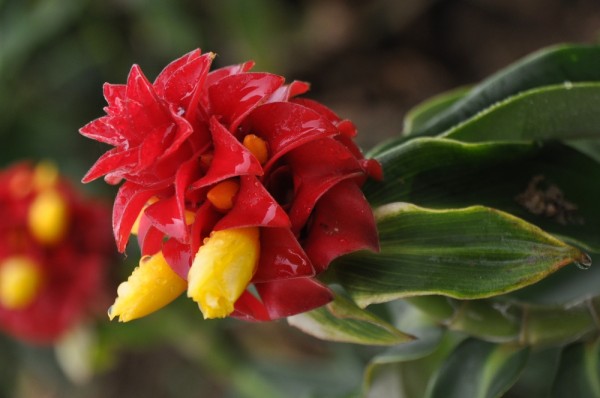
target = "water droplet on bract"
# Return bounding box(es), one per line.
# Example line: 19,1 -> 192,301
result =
107,305 -> 114,318
574,252 -> 592,270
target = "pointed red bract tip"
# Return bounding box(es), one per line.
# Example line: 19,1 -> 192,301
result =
80,50 -> 381,320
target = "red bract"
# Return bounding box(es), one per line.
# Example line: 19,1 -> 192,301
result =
0,163 -> 114,344
81,50 -> 381,321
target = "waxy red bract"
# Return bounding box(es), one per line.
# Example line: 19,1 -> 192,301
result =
81,50 -> 381,320
0,163 -> 114,344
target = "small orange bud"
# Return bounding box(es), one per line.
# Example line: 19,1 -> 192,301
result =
243,134 -> 269,165
207,180 -> 240,211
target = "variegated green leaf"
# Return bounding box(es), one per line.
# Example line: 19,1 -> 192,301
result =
551,339 -> 600,397
507,347 -> 562,397
371,44 -> 600,155
331,203 -> 589,307
365,138 -> 600,253
506,253 -> 600,306
404,295 -> 600,347
365,333 -> 462,398
363,300 -> 447,397
287,291 -> 414,346
425,339 -> 529,398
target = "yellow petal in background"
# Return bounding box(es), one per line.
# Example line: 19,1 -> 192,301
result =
0,256 -> 43,309
32,161 -> 59,191
187,227 -> 260,319
28,189 -> 69,245
108,251 -> 187,322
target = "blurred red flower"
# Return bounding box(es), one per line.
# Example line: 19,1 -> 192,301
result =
81,50 -> 381,321
0,162 -> 114,344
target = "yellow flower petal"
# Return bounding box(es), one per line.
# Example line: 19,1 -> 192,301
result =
28,189 -> 69,245
108,251 -> 186,322
0,256 -> 43,309
187,227 -> 260,319
33,161 -> 59,191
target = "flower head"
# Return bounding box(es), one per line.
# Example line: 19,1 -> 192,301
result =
0,162 -> 114,344
81,50 -> 381,321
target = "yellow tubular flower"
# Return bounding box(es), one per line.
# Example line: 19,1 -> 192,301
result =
28,189 -> 69,245
32,161 -> 59,191
187,227 -> 260,319
0,257 -> 43,309
108,251 -> 187,322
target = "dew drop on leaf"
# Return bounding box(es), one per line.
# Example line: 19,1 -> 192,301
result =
574,252 -> 592,270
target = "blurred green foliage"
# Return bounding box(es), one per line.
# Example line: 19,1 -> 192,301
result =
0,1 -> 377,397
0,0 -> 299,193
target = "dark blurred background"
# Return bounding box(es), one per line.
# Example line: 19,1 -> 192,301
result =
1,0 -> 600,397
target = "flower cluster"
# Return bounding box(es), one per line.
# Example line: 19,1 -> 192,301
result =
0,162 -> 113,344
81,50 -> 380,321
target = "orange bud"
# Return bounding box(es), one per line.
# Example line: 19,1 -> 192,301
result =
243,134 -> 269,165
207,180 -> 240,211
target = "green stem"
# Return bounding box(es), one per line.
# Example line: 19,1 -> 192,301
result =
404,295 -> 600,347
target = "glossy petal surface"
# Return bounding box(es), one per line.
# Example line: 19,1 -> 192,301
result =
0,163 -> 114,344
81,49 -> 379,321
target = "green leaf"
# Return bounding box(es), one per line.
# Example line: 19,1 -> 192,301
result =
364,137 -> 537,207
365,138 -> 600,253
365,333 -> 463,398
505,253 -> 600,306
551,339 -> 600,398
331,203 -> 589,307
522,298 -> 600,346
403,86 -> 471,136
568,139 -> 600,163
404,295 -> 600,346
368,85 -> 470,157
372,44 -> 600,154
363,300 -> 446,396
507,347 -> 562,398
445,300 -> 521,343
287,291 -> 414,346
405,297 -> 522,344
419,44 -> 600,136
425,339 -> 530,398
443,83 -> 600,142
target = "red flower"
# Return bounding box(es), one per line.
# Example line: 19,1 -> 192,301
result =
81,50 -> 381,321
0,162 -> 114,344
